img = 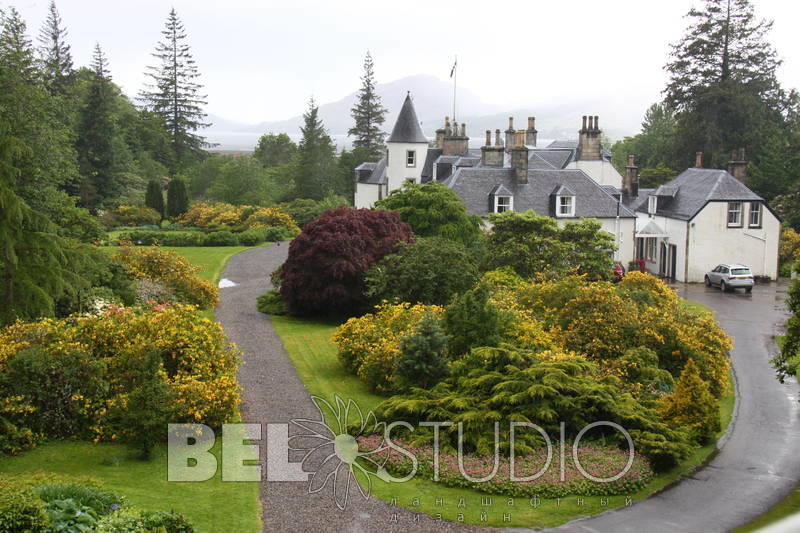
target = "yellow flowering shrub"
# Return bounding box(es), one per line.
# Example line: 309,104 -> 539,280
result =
113,244 -> 218,309
780,228 -> 800,268
333,302 -> 443,393
0,305 -> 241,453
177,202 -> 299,235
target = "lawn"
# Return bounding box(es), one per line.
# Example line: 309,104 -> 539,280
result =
0,441 -> 261,533
734,486 -> 800,532
0,245 -> 263,532
270,314 -> 736,528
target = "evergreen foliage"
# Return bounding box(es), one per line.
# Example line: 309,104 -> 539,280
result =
293,99 -> 336,200
443,283 -> 506,357
37,1 -> 73,95
348,51 -> 388,159
166,177 -> 189,218
660,359 -> 720,443
139,8 -> 209,173
365,237 -> 480,306
253,133 -> 297,168
375,182 -> 482,245
394,311 -> 450,390
144,179 -> 164,217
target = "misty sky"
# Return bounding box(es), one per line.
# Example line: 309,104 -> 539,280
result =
8,0 -> 800,129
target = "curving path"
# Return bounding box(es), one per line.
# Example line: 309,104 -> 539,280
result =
542,281 -> 800,533
216,243 -> 483,533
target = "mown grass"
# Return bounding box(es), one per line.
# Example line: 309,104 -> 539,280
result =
269,314 -> 735,528
0,441 -> 261,533
734,485 -> 800,532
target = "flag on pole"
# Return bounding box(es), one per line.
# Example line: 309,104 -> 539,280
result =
450,57 -> 457,78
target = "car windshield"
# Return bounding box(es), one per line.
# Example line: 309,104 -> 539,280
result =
731,268 -> 751,275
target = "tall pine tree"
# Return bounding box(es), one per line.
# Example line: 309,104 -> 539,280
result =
139,8 -> 209,174
664,0 -> 788,167
0,7 -> 37,83
348,51 -> 388,159
76,44 -> 118,208
294,98 -> 336,200
37,1 -> 73,96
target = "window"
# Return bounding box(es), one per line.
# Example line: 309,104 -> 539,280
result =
749,202 -> 762,228
406,150 -> 416,167
727,202 -> 743,227
731,267 -> 752,276
645,238 -> 657,262
405,178 -> 416,185
556,195 -> 574,217
648,195 -> 657,215
495,195 -> 512,213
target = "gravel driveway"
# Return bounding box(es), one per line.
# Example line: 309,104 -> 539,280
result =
216,243 -> 485,532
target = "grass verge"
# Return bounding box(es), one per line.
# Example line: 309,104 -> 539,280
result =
270,315 -> 735,528
0,440 -> 261,533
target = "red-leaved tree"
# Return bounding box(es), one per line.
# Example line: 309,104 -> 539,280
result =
280,207 -> 413,316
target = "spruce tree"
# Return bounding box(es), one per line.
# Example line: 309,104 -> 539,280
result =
348,51 -> 388,159
37,1 -> 73,95
76,44 -> 118,208
394,312 -> 450,391
294,98 -> 336,200
145,179 -> 164,218
664,0 -> 787,167
139,8 -> 209,173
0,7 -> 37,83
166,177 -> 189,218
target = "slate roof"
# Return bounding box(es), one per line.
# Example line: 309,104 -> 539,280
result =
443,167 -> 636,219
544,140 -> 612,161
528,149 -> 574,169
421,148 -> 442,182
357,157 -> 387,185
387,94 -> 428,144
636,168 -> 765,220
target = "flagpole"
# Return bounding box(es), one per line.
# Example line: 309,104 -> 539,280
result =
452,55 -> 457,123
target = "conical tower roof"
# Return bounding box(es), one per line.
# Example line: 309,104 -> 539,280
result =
387,93 -> 428,143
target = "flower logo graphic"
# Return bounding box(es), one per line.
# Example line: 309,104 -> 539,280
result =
288,395 -> 392,510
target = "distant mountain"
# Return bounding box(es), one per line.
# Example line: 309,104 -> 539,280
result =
204,74 -> 641,151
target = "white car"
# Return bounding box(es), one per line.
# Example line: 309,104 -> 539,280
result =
704,264 -> 755,293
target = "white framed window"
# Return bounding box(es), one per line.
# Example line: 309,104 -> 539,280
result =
727,202 -> 743,227
648,195 -> 657,215
406,150 -> 416,167
494,195 -> 512,213
749,202 -> 762,228
645,237 -> 657,262
556,195 -> 575,217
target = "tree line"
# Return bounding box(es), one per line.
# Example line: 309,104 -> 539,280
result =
610,0 -> 800,228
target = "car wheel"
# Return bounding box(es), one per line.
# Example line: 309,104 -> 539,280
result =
705,276 -> 711,287
746,287 -> 752,293
720,281 -> 727,292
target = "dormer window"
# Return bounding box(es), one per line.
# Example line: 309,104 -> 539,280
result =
556,195 -> 575,217
495,195 -> 512,213
648,195 -> 657,215
406,150 -> 416,167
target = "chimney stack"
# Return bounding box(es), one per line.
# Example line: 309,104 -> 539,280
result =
695,151 -> 703,168
727,147 -> 747,184
442,118 -> 469,155
505,117 -> 515,153
481,127 -> 505,167
624,154 -> 639,197
526,116 -> 538,147
577,114 -> 602,161
510,130 -> 529,183
435,117 -> 447,149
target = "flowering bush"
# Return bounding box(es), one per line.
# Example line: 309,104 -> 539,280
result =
0,305 -> 241,454
113,245 -> 218,309
358,435 -> 653,498
98,205 -> 162,228
333,302 -> 442,393
177,202 -> 299,235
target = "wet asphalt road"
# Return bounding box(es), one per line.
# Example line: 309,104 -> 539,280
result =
539,281 -> 800,533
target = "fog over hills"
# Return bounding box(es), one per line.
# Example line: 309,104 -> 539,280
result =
205,74 -> 644,151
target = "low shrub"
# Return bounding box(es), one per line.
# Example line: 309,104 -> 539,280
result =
117,231 -> 205,247
113,245 -> 218,309
238,227 -> 268,246
99,206 -> 162,228
45,498 -> 100,531
95,508 -> 194,533
256,290 -> 286,315
202,230 -> 239,247
358,436 -> 654,499
178,202 -> 299,235
38,484 -> 123,515
0,480 -> 50,533
333,302 -> 443,393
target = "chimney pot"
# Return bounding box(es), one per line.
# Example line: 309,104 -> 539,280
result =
588,116 -> 594,130
527,117 -> 536,130
627,154 -> 635,166
582,115 -> 587,130
461,123 -> 466,137
485,130 -> 491,146
695,152 -> 703,168
495,129 -> 502,147
594,115 -> 599,130
508,116 -> 514,130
